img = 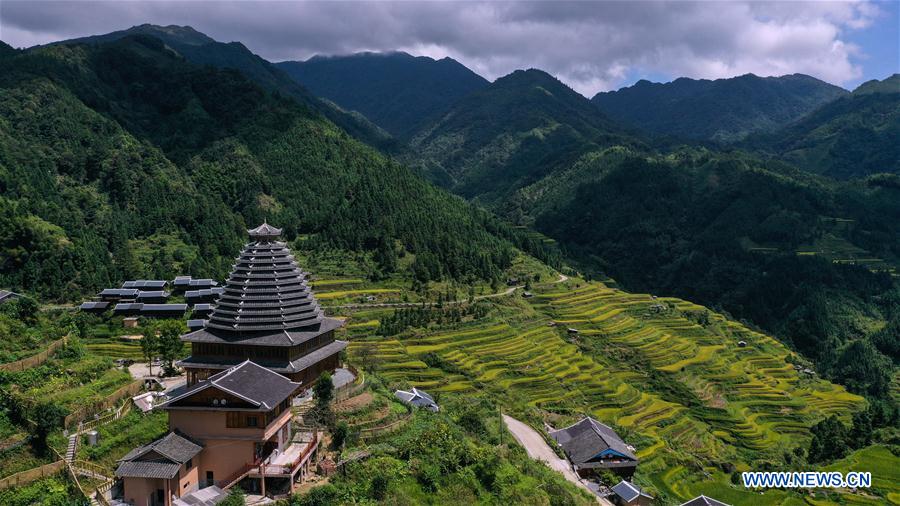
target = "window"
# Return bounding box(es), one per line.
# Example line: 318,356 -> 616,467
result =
206,471 -> 214,487
185,458 -> 193,470
247,416 -> 258,427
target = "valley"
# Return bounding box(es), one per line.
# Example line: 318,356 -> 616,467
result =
0,16 -> 897,506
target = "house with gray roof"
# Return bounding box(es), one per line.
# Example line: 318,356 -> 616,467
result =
680,496 -> 731,506
394,387 -> 439,412
550,416 -> 639,478
115,431 -> 204,504
611,480 -> 653,505
0,290 -> 22,304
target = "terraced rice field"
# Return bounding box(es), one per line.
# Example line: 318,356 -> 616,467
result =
348,281 -> 871,504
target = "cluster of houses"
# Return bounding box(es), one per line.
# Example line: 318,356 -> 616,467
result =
80,277 -> 222,327
549,416 -> 730,506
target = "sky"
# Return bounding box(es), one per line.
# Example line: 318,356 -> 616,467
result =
1,1 -> 897,97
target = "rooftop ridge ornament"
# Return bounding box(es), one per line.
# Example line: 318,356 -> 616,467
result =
247,221 -> 282,241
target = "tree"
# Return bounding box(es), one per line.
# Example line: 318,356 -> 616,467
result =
807,416 -> 848,463
31,402 -> 67,456
140,325 -> 159,375
332,421 -> 349,450
218,487 -> 245,506
155,320 -> 185,376
315,372 -> 334,409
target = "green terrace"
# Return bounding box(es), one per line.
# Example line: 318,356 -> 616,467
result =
347,279 -> 866,504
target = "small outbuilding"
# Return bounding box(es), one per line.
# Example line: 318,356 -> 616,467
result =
680,496 -> 731,506
394,387 -> 439,412
122,280 -> 168,290
139,304 -> 188,319
0,290 -> 23,304
737,340 -> 747,348
611,480 -> 654,506
79,301 -> 111,313
136,291 -> 170,304
100,288 -> 140,301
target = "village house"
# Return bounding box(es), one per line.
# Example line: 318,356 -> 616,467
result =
394,387 -> 439,412
550,416 -> 639,478
610,480 -> 654,505
680,496 -> 731,506
117,360 -> 320,505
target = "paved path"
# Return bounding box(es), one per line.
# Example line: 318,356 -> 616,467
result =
502,414 -> 612,505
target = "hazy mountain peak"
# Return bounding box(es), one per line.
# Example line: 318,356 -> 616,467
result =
593,72 -> 847,142
853,74 -> 900,95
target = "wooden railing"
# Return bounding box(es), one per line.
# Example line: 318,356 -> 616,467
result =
0,460 -> 66,490
217,460 -> 259,490
358,412 -> 412,440
74,400 -> 132,434
65,380 -> 143,429
0,335 -> 68,372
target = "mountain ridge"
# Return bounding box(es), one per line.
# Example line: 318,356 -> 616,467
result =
592,72 -> 848,142
276,50 -> 489,138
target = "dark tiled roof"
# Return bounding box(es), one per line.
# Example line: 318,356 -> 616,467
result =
181,318 -> 343,347
186,319 -> 207,331
140,304 -> 188,313
611,481 -> 652,502
178,340 -> 348,375
161,360 -> 300,410
0,290 -> 22,302
248,222 -> 282,239
115,432 -> 202,479
114,303 -> 143,313
680,496 -> 731,506
79,301 -> 110,310
551,417 -> 637,465
101,288 -> 140,297
123,280 -> 168,289
136,290 -> 170,299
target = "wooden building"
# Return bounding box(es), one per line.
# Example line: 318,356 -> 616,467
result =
117,360 -> 320,505
123,280 -> 169,290
136,291 -> 171,304
550,416 -> 639,478
178,223 -> 347,387
100,288 -> 140,301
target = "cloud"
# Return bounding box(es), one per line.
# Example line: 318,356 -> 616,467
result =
0,1 -> 884,96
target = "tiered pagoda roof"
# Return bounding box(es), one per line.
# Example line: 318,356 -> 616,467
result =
181,223 -> 344,348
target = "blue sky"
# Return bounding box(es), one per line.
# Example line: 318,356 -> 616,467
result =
2,1 -> 898,96
843,0 -> 899,89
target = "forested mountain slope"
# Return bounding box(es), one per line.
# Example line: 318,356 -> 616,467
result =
745,74 -> 900,179
409,68 -> 636,201
0,36 -> 554,300
277,52 -> 489,139
520,147 -> 900,401
592,73 -> 848,142
46,24 -> 400,153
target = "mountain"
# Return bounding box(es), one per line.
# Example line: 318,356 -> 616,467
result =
592,73 -> 848,142
0,35 -> 556,300
518,146 -> 900,399
409,68 -> 634,202
746,74 -> 900,179
45,24 -> 400,152
276,52 -> 489,139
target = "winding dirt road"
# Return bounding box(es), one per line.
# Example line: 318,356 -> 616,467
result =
502,414 -> 612,505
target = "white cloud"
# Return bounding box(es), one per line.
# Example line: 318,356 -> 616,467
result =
0,0 -> 883,96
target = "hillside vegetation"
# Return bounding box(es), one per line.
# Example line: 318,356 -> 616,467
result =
346,278 -> 885,504
277,52 -> 489,139
0,36 -> 556,300
47,24 -> 400,153
591,73 -> 848,142
409,68 -> 635,199
745,74 -> 900,179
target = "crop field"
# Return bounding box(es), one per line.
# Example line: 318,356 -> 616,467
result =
347,280 -> 876,504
